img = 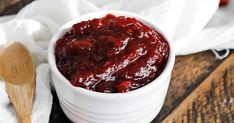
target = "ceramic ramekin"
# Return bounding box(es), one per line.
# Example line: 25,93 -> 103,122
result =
48,10 -> 175,123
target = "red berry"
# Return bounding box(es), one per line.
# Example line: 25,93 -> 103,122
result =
219,0 -> 229,6
115,80 -> 132,93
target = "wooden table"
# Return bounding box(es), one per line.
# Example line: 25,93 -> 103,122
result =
1,1 -> 234,123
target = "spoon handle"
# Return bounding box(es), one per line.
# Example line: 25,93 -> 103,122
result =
5,82 -> 34,123
18,114 -> 31,123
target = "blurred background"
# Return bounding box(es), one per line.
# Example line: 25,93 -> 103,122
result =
0,0 -> 33,15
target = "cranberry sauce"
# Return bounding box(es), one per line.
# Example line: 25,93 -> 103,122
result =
55,14 -> 170,93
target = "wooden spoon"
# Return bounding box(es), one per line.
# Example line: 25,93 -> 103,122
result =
0,42 -> 35,123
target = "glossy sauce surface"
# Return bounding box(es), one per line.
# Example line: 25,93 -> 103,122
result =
55,14 -> 170,93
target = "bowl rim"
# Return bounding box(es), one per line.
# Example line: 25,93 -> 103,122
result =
48,10 -> 175,99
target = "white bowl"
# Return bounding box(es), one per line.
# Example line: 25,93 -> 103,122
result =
48,10 -> 175,123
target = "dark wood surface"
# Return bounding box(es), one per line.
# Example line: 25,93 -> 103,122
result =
163,52 -> 234,123
1,1 -> 233,123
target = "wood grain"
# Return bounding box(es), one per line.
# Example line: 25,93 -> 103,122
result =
153,51 -> 223,122
5,82 -> 34,123
163,53 -> 234,123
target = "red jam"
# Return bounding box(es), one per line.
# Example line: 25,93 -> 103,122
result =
55,14 -> 170,93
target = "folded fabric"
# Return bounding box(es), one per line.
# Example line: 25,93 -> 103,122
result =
177,0 -> 234,56
0,0 -> 234,123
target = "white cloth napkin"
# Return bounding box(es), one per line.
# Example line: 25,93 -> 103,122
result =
0,0 -> 234,123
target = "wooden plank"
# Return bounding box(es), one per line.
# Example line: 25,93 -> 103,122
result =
162,53 -> 234,123
153,51 -> 223,122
